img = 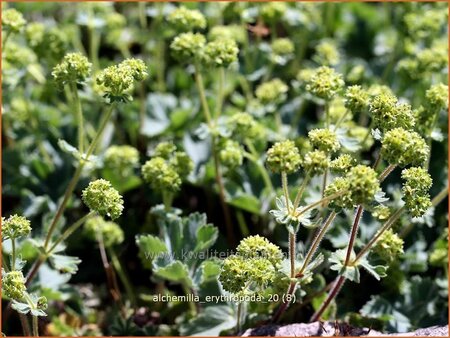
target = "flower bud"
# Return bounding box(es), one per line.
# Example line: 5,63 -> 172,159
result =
369,93 -> 414,131
266,140 -> 302,173
330,154 -> 356,174
36,296 -> 48,311
2,271 -> 26,300
2,214 -> 31,240
305,66 -> 344,100
82,179 -> 124,220
153,141 -> 177,159
302,150 -> 329,175
203,39 -> 239,68
381,128 -> 429,167
84,215 -> 124,247
346,165 -> 380,205
104,145 -> 139,177
255,78 -> 288,105
142,157 -> 181,193
373,229 -> 404,264
170,32 -> 206,62
2,8 -> 26,33
52,52 -> 92,88
344,85 -> 369,113
426,83 -> 448,110
167,6 -> 206,32
219,140 -> 243,169
308,128 -> 340,153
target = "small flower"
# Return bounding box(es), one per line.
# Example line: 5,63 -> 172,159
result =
82,179 -> 124,220
405,193 -> 432,218
296,68 -> 315,83
2,271 -> 26,300
305,66 -> 344,100
227,112 -> 265,141
2,8 -> 26,33
381,128 -> 429,167
170,32 -> 206,62
52,52 -> 92,88
105,12 -> 126,30
120,58 -> 148,81
401,167 -> 433,218
344,85 -> 369,113
373,229 -> 404,264
330,154 -> 356,174
219,140 -> 243,169
84,216 -> 124,247
142,157 -> 181,193
36,296 -> 48,311
302,150 -> 329,175
369,93 -> 414,131
270,197 -> 313,227
104,145 -> 139,177
270,38 -> 295,64
324,177 -> 353,211
308,128 -> 340,153
426,83 -> 448,110
25,22 -> 45,48
346,165 -> 380,206
404,9 -> 447,40
266,140 -> 302,173
153,141 -> 177,159
203,39 -> 239,68
2,214 -> 31,240
167,6 -> 206,32
209,25 -> 246,44
170,151 -> 194,179
255,78 -> 288,105
372,205 -> 391,221
236,235 -> 283,266
260,2 -> 287,23
313,39 -> 340,66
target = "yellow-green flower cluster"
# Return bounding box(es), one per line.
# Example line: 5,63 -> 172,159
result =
344,85 -> 369,113
302,150 -> 329,175
369,93 -> 414,131
170,32 -> 206,62
401,167 -> 433,218
167,6 -> 206,32
83,216 -> 124,247
105,12 -> 126,30
82,179 -> 124,220
330,154 -> 356,174
404,9 -> 447,40
255,78 -> 288,105
308,128 -> 340,153
271,38 -> 294,56
313,40 -> 340,66
209,25 -> 246,44
325,177 -> 353,211
266,140 -> 302,173
2,271 -> 26,300
25,22 -> 45,48
227,112 -> 265,141
104,145 -> 139,177
2,214 -> 31,240
203,39 -> 239,67
2,8 -> 26,33
219,140 -> 243,169
219,235 -> 282,295
141,142 -> 193,193
305,66 -> 344,100
398,43 -> 448,78
96,58 -> 148,103
52,52 -> 92,87
372,205 -> 391,221
381,128 -> 429,167
373,229 -> 404,264
425,83 -> 448,110
260,2 -> 287,23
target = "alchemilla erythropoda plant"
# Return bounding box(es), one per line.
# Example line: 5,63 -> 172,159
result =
1,2 -> 448,336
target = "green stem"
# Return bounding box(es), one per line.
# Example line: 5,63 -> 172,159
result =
19,314 -> 31,336
321,170 -> 328,199
293,172 -> 311,210
379,164 -> 396,182
236,302 -> 242,333
88,7 -> 100,71
344,205 -> 364,266
3,30 -> 12,49
109,247 -> 137,308
11,238 -> 16,271
46,212 -> 94,255
138,2 -> 147,28
194,63 -> 213,126
236,210 -> 250,237
297,212 -> 337,277
289,231 -> 296,278
70,82 -> 84,153
162,190 -> 173,211
32,315 -> 38,337
281,171 -> 291,213
295,190 -> 347,217
243,151 -> 274,194
216,67 -> 226,119
3,251 -> 10,272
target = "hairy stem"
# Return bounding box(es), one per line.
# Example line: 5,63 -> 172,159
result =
70,82 -> 84,153
379,164 -> 396,182
293,172 -> 311,210
281,171 -> 291,213
344,206 -> 364,265
310,275 -> 345,322
11,238 -> 16,271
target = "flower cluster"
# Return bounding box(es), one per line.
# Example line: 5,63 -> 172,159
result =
2,8 -> 26,33
325,177 -> 353,211
52,52 -> 92,88
308,128 -> 340,153
104,145 -> 139,177
141,142 -> 193,193
302,150 -> 329,175
404,9 -> 447,40
271,38 -> 294,56
381,128 -> 429,167
255,78 -> 288,105
330,154 -> 356,174
167,6 -> 206,32
313,40 -> 340,66
219,235 -> 282,295
2,214 -> 31,241
219,140 -> 243,169
305,66 -> 344,100
96,58 -> 148,103
209,25 -> 246,44
170,32 -> 206,62
344,85 -> 369,113
401,167 -> 433,218
83,216 -> 124,247
227,112 -> 265,141
425,83 -> 448,110
369,93 -> 414,131
82,179 -> 124,220
203,39 -> 239,68
266,140 -> 301,173
2,271 -> 26,300
373,229 -> 404,264
260,2 -> 287,23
